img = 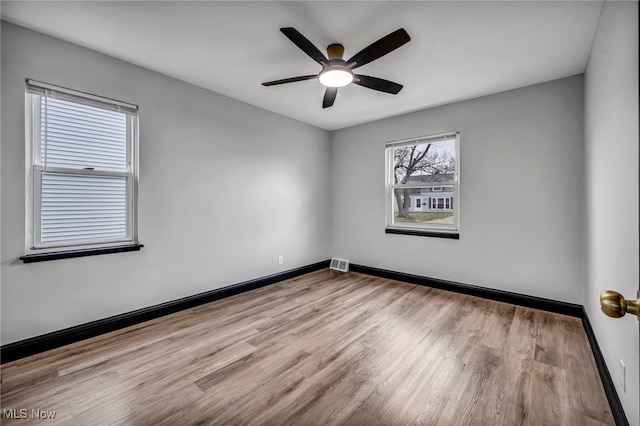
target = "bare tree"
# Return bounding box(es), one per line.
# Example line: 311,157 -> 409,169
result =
393,144 -> 454,219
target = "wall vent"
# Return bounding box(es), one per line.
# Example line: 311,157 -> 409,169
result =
329,258 -> 349,272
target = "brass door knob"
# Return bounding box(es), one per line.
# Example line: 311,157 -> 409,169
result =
600,290 -> 640,321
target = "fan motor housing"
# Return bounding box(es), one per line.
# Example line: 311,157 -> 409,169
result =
327,43 -> 345,60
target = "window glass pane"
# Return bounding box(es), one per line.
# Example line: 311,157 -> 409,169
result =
40,97 -> 127,172
392,186 -> 454,227
40,173 -> 128,245
392,139 -> 455,184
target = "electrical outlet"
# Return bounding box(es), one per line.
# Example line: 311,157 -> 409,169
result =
620,360 -> 626,393
278,255 -> 284,265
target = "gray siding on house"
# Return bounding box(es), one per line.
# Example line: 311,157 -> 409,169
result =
394,189 -> 454,213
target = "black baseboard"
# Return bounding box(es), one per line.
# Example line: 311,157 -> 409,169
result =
581,309 -> 629,426
1,260 -> 330,364
349,263 -> 583,317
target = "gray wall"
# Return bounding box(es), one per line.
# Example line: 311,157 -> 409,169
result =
584,2 -> 639,424
1,22 -> 331,344
331,76 -> 585,304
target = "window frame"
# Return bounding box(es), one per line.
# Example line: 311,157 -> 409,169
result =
384,131 -> 460,237
24,80 -> 140,255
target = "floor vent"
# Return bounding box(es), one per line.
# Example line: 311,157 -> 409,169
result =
329,258 -> 349,272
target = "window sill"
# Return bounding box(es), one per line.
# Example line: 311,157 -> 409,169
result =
20,244 -> 144,263
385,228 -> 459,239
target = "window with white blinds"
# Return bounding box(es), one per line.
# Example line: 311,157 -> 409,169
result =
26,80 -> 139,251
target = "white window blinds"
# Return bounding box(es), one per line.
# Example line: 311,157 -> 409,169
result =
40,174 -> 128,245
27,80 -> 138,250
40,97 -> 128,172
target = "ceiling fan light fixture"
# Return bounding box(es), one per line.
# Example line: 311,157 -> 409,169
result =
263,27 -> 410,107
319,68 -> 353,88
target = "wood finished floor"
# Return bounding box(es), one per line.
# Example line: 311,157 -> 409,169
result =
1,270 -> 614,425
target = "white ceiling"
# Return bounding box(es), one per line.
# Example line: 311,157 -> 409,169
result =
1,1 -> 603,131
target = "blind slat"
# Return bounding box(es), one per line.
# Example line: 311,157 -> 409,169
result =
41,97 -> 128,172
40,173 -> 128,245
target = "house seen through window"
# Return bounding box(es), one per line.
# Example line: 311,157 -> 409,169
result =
25,80 -> 139,254
385,132 -> 459,236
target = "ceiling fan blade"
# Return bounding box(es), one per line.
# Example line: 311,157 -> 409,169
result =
323,87 -> 337,108
353,74 -> 403,94
346,28 -> 410,69
262,75 -> 318,86
280,27 -> 328,65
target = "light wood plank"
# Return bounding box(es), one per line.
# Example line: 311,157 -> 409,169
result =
1,270 -> 614,425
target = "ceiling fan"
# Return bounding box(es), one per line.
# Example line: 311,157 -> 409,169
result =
262,27 -> 411,108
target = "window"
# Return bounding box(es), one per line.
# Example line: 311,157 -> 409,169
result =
25,80 -> 140,256
430,197 -> 452,210
385,132 -> 459,237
